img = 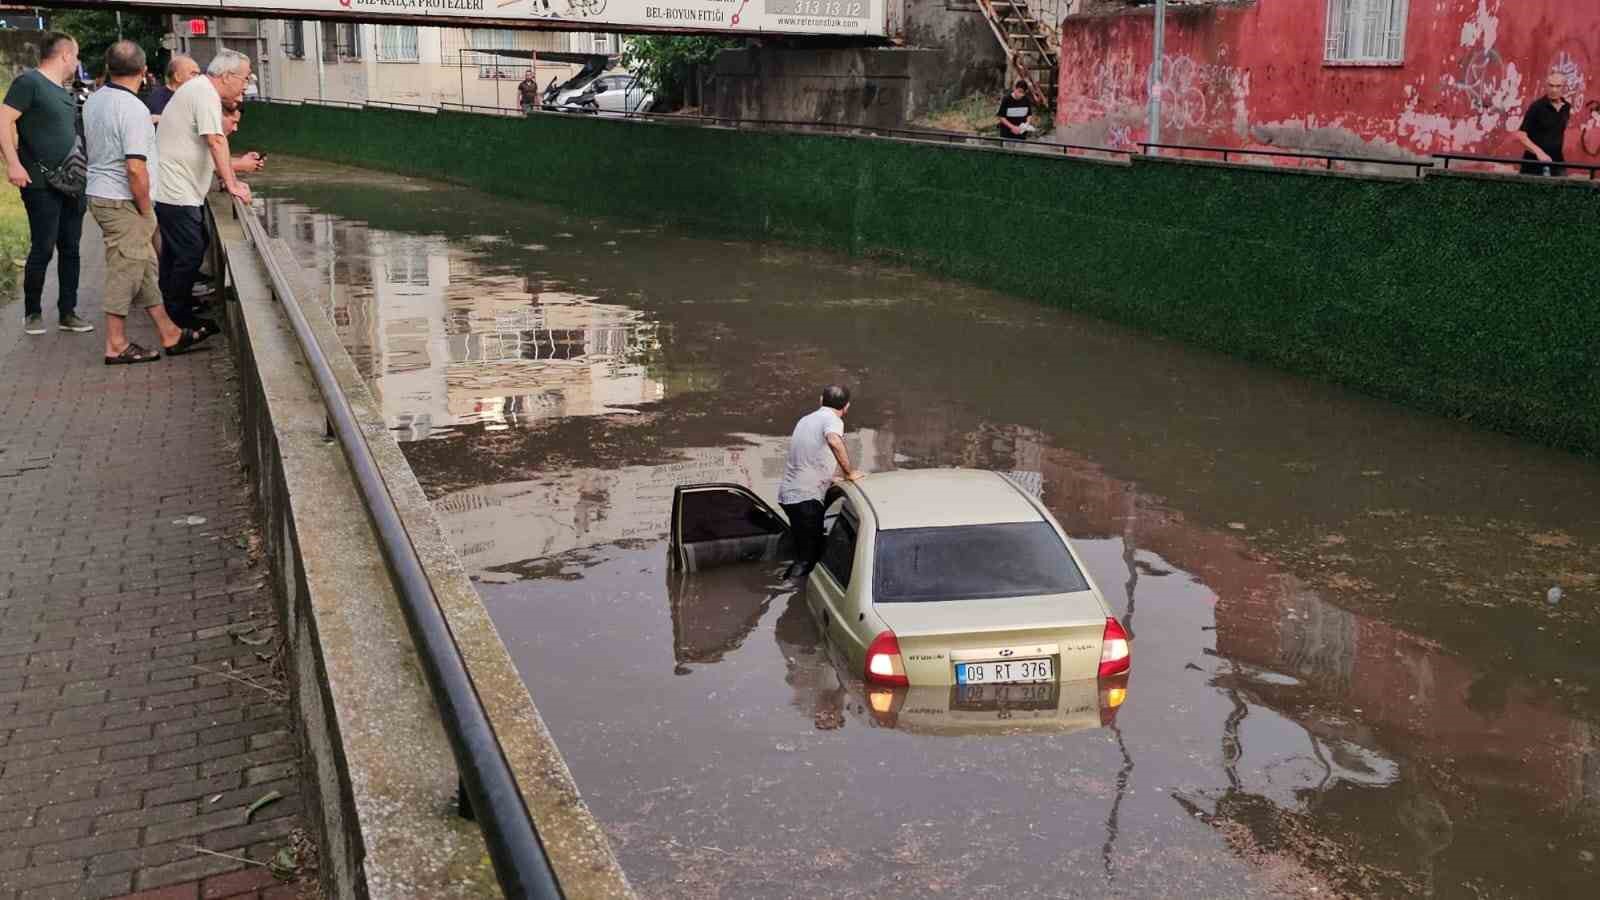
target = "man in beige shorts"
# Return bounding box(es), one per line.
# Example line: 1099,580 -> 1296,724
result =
84,40 -> 205,363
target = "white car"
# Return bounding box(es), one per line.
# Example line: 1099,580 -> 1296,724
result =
671,469 -> 1132,691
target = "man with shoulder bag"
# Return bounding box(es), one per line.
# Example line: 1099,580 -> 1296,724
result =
1,31 -> 93,335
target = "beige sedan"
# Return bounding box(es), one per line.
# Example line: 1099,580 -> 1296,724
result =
671,469 -> 1131,693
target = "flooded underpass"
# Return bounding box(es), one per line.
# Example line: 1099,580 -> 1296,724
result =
257,160 -> 1599,899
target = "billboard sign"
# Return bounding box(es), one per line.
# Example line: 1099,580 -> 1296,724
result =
118,0 -> 886,37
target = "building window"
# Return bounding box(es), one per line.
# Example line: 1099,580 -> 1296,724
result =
469,29 -> 524,80
591,33 -> 614,55
377,25 -> 419,63
339,23 -> 362,59
320,22 -> 338,63
1325,0 -> 1407,64
283,20 -> 305,60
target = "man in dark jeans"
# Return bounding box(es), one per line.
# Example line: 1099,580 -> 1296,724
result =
0,31 -> 94,336
154,50 -> 253,338
778,385 -> 864,580
1515,72 -> 1572,176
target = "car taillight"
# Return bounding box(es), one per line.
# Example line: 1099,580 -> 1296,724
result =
865,630 -> 909,686
1099,674 -> 1129,727
1099,616 -> 1131,678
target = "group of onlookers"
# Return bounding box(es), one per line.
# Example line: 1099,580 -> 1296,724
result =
3,32 -> 260,364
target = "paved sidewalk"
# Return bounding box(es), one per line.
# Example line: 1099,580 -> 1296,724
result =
0,223 -> 310,899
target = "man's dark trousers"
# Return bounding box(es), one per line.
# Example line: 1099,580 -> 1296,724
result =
782,500 -> 826,572
156,202 -> 207,328
20,186 -> 84,318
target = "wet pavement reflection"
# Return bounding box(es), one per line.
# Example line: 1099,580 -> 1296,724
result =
258,161 -> 1599,898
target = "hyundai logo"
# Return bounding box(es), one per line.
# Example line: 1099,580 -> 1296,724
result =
998,649 -> 1014,657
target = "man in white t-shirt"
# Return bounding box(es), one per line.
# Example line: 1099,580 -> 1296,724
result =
85,40 -> 206,363
777,385 -> 863,579
153,48 -> 252,338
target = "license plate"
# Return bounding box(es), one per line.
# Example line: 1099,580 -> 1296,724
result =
955,658 -> 1053,685
952,682 -> 1059,711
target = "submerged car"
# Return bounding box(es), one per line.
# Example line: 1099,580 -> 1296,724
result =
670,469 -> 1131,692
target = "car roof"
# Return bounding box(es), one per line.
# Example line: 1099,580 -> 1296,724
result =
853,469 -> 1044,531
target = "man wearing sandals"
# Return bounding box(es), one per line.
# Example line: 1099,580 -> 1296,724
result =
154,49 -> 253,341
85,41 -> 206,364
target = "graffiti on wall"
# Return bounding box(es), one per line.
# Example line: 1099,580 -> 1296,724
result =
1447,47 -> 1511,113
1429,2 -> 1597,158
1060,0 -> 1600,163
1086,52 -> 1250,133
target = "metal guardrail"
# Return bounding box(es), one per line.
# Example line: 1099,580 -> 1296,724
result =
297,98 -> 365,110
364,100 -> 441,114
1435,151 -> 1600,180
526,104 -> 1137,158
1139,141 -> 1435,177
227,197 -> 563,900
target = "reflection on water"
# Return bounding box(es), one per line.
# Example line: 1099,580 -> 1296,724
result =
258,162 -> 1600,899
267,205 -> 663,440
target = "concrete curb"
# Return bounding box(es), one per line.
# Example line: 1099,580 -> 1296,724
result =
212,198 -> 634,899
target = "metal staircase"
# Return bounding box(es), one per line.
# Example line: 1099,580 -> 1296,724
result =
976,0 -> 1063,109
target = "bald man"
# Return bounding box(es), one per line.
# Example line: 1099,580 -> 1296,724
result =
146,54 -> 198,124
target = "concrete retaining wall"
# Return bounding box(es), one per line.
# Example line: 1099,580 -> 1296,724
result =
211,201 -> 634,899
236,103 -> 1600,456
710,2 -> 1005,126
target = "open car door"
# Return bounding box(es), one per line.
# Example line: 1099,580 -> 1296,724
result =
670,483 -> 791,572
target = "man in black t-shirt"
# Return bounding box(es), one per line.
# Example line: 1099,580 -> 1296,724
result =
996,80 -> 1035,140
1515,73 -> 1572,176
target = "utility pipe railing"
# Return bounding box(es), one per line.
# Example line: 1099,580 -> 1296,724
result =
229,196 -> 564,900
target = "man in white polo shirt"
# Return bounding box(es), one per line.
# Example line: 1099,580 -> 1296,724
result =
154,48 -> 252,339
85,40 -> 207,364
778,384 -> 863,580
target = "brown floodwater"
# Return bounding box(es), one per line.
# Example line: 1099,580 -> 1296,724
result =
256,160 -> 1599,899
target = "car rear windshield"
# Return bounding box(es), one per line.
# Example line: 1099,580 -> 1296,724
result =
872,522 -> 1089,603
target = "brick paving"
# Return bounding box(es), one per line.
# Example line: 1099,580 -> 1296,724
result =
0,225 -> 311,899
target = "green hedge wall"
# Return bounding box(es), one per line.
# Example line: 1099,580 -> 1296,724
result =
239,104 -> 1600,455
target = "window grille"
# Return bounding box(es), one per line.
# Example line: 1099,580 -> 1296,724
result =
283,21 -> 305,60
339,23 -> 363,59
1325,0 -> 1407,64
320,22 -> 338,63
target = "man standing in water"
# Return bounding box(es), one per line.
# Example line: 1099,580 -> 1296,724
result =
779,385 -> 864,580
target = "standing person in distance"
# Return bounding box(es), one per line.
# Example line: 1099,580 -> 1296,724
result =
1515,72 -> 1572,176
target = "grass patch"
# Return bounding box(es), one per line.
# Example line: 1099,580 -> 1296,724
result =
912,93 -> 1000,135
0,188 -> 28,273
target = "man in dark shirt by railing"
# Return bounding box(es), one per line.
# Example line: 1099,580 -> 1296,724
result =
1515,73 -> 1572,176
996,80 -> 1036,140
518,70 -> 540,116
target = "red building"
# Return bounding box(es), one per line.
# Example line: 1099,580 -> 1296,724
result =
1056,0 -> 1600,166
